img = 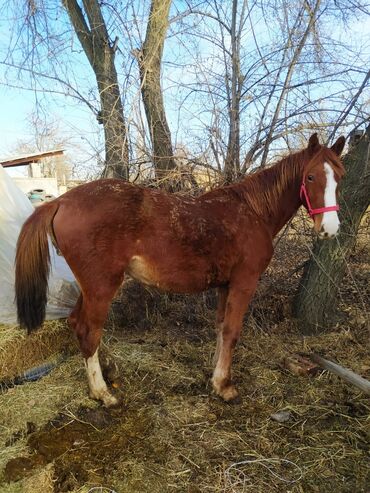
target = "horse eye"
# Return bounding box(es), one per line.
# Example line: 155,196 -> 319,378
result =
307,175 -> 314,182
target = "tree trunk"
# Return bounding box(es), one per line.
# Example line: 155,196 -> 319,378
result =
224,0 -> 241,183
137,0 -> 176,186
97,69 -> 129,180
294,126 -> 370,334
63,0 -> 129,180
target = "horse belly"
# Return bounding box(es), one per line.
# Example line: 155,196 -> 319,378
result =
126,255 -> 210,293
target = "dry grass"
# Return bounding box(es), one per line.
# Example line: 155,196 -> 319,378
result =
0,321 -> 77,381
0,220 -> 368,493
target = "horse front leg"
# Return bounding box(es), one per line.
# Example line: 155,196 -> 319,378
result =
213,286 -> 229,365
212,275 -> 259,401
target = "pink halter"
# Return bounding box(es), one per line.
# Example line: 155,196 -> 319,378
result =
300,180 -> 339,218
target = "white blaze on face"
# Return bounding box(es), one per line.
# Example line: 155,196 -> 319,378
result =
320,162 -> 339,238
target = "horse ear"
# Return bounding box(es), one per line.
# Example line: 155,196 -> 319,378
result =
331,136 -> 346,156
307,133 -> 320,153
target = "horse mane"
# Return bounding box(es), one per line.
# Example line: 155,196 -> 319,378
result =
222,149 -> 308,217
213,145 -> 345,218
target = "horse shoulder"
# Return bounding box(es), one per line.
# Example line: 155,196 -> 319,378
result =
237,215 -> 274,273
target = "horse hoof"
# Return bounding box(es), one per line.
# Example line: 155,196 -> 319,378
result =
102,393 -> 120,408
212,378 -> 239,402
220,385 -> 239,402
89,390 -> 120,408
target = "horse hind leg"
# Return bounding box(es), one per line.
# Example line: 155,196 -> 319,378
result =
85,347 -> 118,407
72,294 -> 119,407
68,293 -> 82,330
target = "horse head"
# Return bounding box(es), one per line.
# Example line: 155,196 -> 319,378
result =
301,133 -> 346,239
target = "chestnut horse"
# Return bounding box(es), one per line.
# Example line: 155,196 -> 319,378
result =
15,134 -> 345,406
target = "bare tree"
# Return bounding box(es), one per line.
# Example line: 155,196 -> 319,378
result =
135,0 -> 176,185
170,0 -> 369,176
63,0 -> 129,179
1,0 -> 369,184
258,0 -> 322,168
223,0 -> 245,182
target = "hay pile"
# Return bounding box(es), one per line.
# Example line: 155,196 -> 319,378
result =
0,217 -> 368,493
0,322 -> 77,382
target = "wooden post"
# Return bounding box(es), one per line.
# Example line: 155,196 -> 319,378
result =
310,353 -> 370,395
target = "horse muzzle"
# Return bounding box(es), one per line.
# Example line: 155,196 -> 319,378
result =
318,212 -> 340,239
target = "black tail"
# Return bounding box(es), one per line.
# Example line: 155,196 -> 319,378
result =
15,201 -> 59,332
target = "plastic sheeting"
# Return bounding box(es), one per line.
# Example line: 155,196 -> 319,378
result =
0,165 -> 79,324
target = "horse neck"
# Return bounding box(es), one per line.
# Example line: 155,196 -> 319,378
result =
238,151 -> 307,237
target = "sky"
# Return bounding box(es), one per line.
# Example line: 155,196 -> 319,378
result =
0,93 -> 98,177
0,0 -> 102,177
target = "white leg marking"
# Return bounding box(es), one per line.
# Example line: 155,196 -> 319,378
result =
213,365 -> 228,389
321,163 -> 339,237
211,335 -> 238,400
85,349 -> 118,407
213,325 -> 223,365
212,334 -> 226,387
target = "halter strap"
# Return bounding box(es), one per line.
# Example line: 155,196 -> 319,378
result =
300,181 -> 339,218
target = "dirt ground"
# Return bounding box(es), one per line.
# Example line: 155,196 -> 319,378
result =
0,218 -> 369,493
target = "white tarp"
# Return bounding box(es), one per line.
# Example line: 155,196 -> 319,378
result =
0,165 -> 79,324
